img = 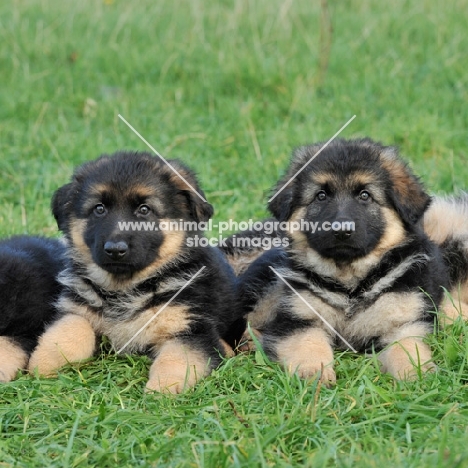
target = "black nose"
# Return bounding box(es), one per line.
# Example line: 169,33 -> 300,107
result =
333,218 -> 354,241
334,230 -> 352,241
104,241 -> 128,259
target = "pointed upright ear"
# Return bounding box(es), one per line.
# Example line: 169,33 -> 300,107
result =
379,148 -> 431,225
168,161 -> 214,222
51,183 -> 73,231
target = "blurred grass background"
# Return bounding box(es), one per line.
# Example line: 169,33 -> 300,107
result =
0,0 -> 466,236
1,1 -> 468,466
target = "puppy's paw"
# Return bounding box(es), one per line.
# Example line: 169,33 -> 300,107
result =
380,337 -> 434,381
219,339 -> 235,358
0,337 -> 28,382
28,347 -> 63,377
287,359 -> 336,386
146,368 -> 191,395
236,328 -> 262,353
28,315 -> 96,377
146,340 -> 211,394
382,358 -> 436,381
275,327 -> 336,385
440,299 -> 468,327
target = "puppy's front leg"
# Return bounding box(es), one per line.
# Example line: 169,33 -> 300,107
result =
271,327 -> 336,385
147,338 -> 220,394
28,314 -> 96,376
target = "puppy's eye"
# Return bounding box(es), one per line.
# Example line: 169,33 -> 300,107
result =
137,205 -> 151,216
316,191 -> 327,201
359,190 -> 372,202
94,204 -> 106,216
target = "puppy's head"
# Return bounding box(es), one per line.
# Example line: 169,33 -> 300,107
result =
52,151 -> 213,283
268,138 -> 430,265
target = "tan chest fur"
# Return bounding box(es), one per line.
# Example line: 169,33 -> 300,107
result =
290,289 -> 426,344
56,295 -> 190,353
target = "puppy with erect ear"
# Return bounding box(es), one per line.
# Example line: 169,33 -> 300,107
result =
29,151 -> 242,393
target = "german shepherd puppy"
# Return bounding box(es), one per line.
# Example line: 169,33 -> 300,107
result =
237,138 -> 449,383
28,151 -> 241,393
0,236 -> 66,382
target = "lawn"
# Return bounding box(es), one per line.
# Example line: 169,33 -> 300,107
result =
1,0 -> 468,466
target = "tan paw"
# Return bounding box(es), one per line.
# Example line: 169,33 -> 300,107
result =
28,315 -> 96,377
0,337 -> 28,382
146,369 -> 191,394
275,327 -> 335,385
380,337 -> 434,380
219,339 -> 235,358
440,298 -> 468,327
146,340 -> 211,394
286,359 -> 337,386
236,328 -> 262,353
381,359 -> 436,380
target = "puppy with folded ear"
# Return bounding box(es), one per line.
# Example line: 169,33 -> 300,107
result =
29,151 -> 242,393
238,138 -> 448,383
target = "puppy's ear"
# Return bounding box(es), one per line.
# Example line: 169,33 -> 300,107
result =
380,148 -> 431,225
268,145 -> 321,221
169,161 -> 214,222
51,183 -> 73,231
268,181 -> 294,222
184,189 -> 214,222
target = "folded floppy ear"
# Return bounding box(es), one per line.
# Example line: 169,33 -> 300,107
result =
185,189 -> 214,222
380,148 -> 431,225
268,144 -> 321,221
51,183 -> 73,231
169,161 -> 214,222
268,180 -> 294,222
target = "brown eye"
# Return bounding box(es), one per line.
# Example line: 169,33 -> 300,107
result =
316,190 -> 327,201
359,190 -> 371,202
94,204 -> 106,216
137,205 -> 151,216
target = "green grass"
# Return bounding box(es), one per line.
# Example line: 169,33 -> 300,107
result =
1,0 -> 468,466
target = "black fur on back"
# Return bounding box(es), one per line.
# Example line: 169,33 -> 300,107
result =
0,236 -> 66,353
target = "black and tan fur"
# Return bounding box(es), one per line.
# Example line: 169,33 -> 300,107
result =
0,236 -> 66,382
238,138 -> 450,383
424,194 -> 468,324
28,151 -> 242,393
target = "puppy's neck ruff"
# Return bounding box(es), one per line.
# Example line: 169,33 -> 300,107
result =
290,236 -> 415,290
291,248 -> 377,289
